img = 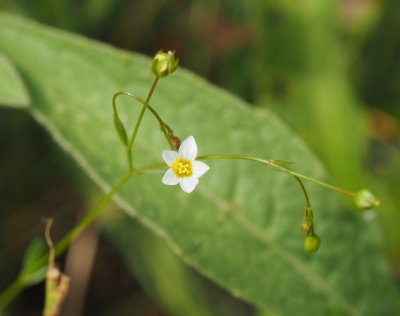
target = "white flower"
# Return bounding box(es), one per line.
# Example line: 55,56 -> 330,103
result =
162,136 -> 210,193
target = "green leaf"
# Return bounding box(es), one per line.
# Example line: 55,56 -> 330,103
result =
19,238 -> 47,286
0,52 -> 29,108
249,2 -> 367,190
102,216 -> 217,316
0,13 -> 399,315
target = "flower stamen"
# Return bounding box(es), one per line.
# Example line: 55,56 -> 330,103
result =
172,158 -> 193,177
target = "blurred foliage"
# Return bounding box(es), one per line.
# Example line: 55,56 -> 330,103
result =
102,215 -> 253,316
0,0 -> 400,315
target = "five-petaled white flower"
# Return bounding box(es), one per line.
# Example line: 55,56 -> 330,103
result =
162,136 -> 210,193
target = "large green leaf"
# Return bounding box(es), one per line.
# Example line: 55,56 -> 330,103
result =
102,216 -> 218,316
0,52 -> 29,108
0,13 -> 399,315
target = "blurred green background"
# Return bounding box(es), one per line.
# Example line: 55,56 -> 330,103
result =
0,0 -> 399,315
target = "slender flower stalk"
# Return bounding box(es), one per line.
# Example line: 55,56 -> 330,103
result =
112,91 -> 176,150
135,154 -> 363,201
112,51 -> 179,170
197,154 -> 356,197
294,176 -> 311,208
128,76 -> 160,169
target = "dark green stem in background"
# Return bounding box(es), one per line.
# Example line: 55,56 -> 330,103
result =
0,278 -> 24,313
53,171 -> 132,258
0,171 -> 132,311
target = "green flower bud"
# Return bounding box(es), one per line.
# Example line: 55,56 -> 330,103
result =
113,114 -> 128,146
353,189 -> 380,210
304,235 -> 321,254
152,50 -> 179,78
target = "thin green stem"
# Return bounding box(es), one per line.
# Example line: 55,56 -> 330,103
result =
161,126 -> 174,149
133,154 -> 355,197
112,89 -> 173,169
112,91 -> 172,131
0,171 -> 132,312
53,171 -> 132,260
0,277 -> 25,311
127,148 -> 133,171
136,162 -> 166,173
294,176 -> 311,208
197,154 -> 355,197
283,170 -> 353,197
128,77 -> 160,167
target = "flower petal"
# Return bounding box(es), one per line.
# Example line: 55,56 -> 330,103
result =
180,177 -> 199,193
162,150 -> 178,166
162,168 -> 179,185
192,161 -> 210,178
178,136 -> 197,161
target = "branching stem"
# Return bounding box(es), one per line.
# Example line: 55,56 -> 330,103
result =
0,171 -> 132,311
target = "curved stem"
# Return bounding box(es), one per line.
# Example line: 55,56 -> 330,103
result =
128,77 -> 160,167
0,171 -> 132,312
294,176 -> 311,208
44,219 -> 55,268
112,91 -> 172,132
134,154 -> 355,198
112,89 -> 173,170
197,154 -> 354,197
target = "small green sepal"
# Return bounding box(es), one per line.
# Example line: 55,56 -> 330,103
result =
152,50 -> 179,78
301,206 -> 313,233
304,235 -> 320,254
304,206 -> 313,220
353,189 -> 380,210
113,114 -> 128,146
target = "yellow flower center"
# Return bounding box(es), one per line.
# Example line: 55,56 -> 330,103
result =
172,158 -> 193,178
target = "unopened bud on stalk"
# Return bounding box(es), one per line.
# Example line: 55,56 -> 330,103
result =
353,189 -> 380,210
152,50 -> 179,78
